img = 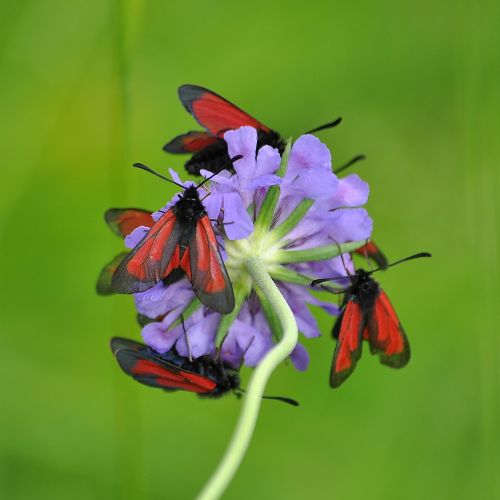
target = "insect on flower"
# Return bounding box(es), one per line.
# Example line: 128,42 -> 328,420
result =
163,84 -> 342,176
111,337 -> 240,396
312,252 -> 431,388
111,163 -> 239,314
111,337 -> 299,405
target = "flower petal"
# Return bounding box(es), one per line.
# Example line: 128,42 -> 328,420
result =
321,174 -> 369,210
255,145 -> 281,176
141,313 -> 184,354
290,343 -> 310,371
125,226 -> 149,249
175,311 -> 219,358
222,192 -> 254,240
327,208 -> 373,243
134,279 -> 194,319
288,134 -> 332,175
224,127 -> 257,180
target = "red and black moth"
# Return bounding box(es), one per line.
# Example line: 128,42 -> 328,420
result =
111,337 -> 299,405
110,164 -> 235,314
163,84 -> 342,176
312,252 -> 431,388
111,337 -> 240,397
162,85 -> 388,267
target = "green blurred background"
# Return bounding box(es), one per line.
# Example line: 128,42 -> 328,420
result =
1,0 -> 498,498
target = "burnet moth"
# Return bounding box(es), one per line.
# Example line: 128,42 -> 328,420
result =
312,251 -> 431,388
111,337 -> 240,397
111,337 -> 299,405
163,85 -> 387,268
110,163 -> 237,314
163,84 -> 342,176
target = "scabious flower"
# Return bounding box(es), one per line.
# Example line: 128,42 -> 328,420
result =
121,126 -> 372,371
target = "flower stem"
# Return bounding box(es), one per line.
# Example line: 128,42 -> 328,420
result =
197,257 -> 298,500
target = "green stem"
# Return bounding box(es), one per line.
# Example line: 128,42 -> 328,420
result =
196,257 -> 298,500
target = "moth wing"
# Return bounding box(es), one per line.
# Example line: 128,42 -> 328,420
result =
111,210 -> 182,293
185,215 -> 235,314
163,130 -> 220,154
96,252 -> 129,295
104,208 -> 153,238
178,84 -> 270,136
367,291 -> 410,368
330,300 -> 365,388
110,337 -> 217,393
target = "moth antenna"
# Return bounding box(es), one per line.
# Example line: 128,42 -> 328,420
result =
261,395 -> 300,406
237,388 -> 299,407
195,154 -> 243,190
368,252 -> 432,275
310,239 -> 356,287
327,237 -> 352,277
311,276 -> 350,288
334,154 -> 367,175
133,163 -> 185,188
305,117 -> 342,135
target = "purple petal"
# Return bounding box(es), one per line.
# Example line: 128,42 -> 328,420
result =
327,208 -> 373,243
321,174 -> 369,210
224,127 -> 257,179
141,314 -> 184,354
222,192 -> 254,240
282,167 -> 338,200
288,134 -> 332,176
255,145 -> 281,176
200,169 -> 236,190
134,280 -> 195,319
203,193 -> 223,220
175,311 -> 219,358
168,168 -> 193,188
246,174 -> 282,190
290,343 -> 310,371
125,226 -> 149,249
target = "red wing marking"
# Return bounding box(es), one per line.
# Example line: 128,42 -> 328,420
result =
105,208 -> 153,238
163,131 -> 220,154
367,291 -> 410,368
112,209 -> 182,293
132,359 -> 216,393
179,85 -> 270,136
125,213 -> 177,279
195,217 -> 227,292
179,247 -> 192,280
330,300 -> 365,388
187,215 -> 235,314
112,338 -> 218,394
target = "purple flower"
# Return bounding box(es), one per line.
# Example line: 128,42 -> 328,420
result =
112,126 -> 373,371
200,126 -> 282,240
134,279 -> 195,319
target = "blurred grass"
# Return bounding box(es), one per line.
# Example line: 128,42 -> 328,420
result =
0,0 -> 499,499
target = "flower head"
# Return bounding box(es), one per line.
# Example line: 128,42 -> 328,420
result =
118,127 -> 372,371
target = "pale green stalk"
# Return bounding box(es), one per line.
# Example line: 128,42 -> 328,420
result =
196,257 -> 298,500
